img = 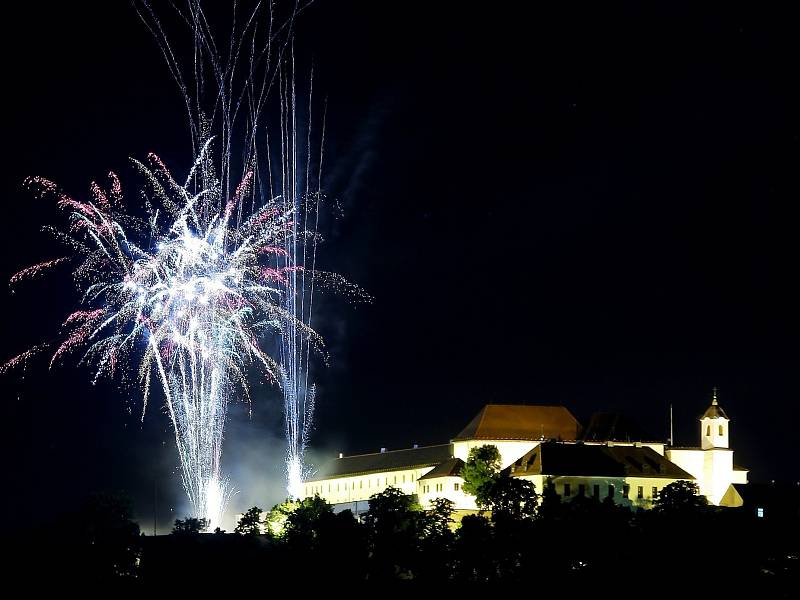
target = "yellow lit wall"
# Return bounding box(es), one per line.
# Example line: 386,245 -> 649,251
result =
452,439 -> 540,469
303,466 -> 434,504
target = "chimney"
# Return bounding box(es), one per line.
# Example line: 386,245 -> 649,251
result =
380,447 -> 387,453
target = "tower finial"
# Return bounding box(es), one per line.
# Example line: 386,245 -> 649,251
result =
712,386 -> 718,405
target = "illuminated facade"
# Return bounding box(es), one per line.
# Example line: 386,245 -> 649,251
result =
302,399 -> 748,512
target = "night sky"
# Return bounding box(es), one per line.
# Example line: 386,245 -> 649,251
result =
3,2 -> 799,532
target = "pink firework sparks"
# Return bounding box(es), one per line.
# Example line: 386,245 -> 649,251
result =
50,325 -> 94,368
62,309 -> 106,329
225,170 -> 253,219
9,258 -> 68,285
0,344 -> 48,375
23,176 -> 58,195
262,265 -> 304,284
107,171 -> 123,206
257,245 -> 289,257
90,181 -> 110,212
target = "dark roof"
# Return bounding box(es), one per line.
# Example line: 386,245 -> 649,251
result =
701,401 -> 729,420
510,441 -> 694,480
307,444 -> 453,481
453,404 -> 581,441
419,457 -> 464,480
580,412 -> 657,443
732,483 -> 800,513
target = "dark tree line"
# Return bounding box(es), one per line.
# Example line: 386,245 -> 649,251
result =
8,448 -> 797,593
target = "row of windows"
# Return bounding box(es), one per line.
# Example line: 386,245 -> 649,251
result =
560,483 -> 660,500
309,477 -> 660,502
706,425 -> 725,436
421,483 -> 460,494
306,472 -> 419,497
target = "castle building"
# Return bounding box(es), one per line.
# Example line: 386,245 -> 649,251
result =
302,395 -> 748,512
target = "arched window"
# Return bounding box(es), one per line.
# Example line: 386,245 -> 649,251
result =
719,424 -> 724,436
706,425 -> 711,436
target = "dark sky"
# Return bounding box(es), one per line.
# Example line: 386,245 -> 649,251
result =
2,2 -> 799,532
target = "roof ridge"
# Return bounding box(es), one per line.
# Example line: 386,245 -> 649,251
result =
338,443 -> 450,459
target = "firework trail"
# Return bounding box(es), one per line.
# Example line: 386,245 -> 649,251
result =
135,0 -> 341,502
5,1 -> 365,526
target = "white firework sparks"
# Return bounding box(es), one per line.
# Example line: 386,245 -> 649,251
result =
5,1 -> 362,527
7,138 -> 333,528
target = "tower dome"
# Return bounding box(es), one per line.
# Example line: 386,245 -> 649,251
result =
700,387 -> 729,449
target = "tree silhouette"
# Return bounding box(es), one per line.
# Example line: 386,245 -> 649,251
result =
652,480 -> 708,515
68,492 -> 142,581
172,517 -> 208,535
364,486 -> 424,579
453,514 -> 495,582
486,472 -> 538,524
234,506 -> 263,535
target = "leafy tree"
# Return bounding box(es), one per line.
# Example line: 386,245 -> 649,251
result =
652,480 -> 708,515
364,486 -> 425,579
263,498 -> 299,538
172,517 -> 208,535
417,497 -> 457,581
282,496 -> 367,580
453,514 -> 496,582
461,444 -> 501,509
234,506 -> 264,535
486,472 -> 538,523
424,497 -> 456,537
283,495 -> 334,548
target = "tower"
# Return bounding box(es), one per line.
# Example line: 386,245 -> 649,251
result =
700,386 -> 729,449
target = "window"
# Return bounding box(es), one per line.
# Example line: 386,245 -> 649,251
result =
652,486 -> 658,498
637,486 -> 643,499
403,475 -> 406,483
623,484 -> 629,498
578,484 -> 586,497
593,484 -> 600,498
706,425 -> 711,436
608,485 -> 615,497
454,483 -> 460,491
393,476 -> 397,484
564,483 -> 571,497
756,507 -> 764,518
360,481 -> 363,489
719,425 -> 724,436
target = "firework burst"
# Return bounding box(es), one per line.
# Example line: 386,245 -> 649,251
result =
5,136 -> 361,527
5,1 -> 364,526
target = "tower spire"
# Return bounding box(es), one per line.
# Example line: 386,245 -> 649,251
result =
712,386 -> 718,406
